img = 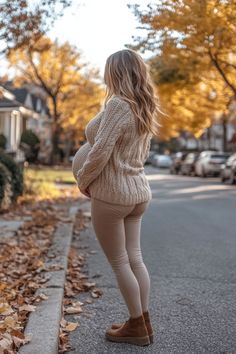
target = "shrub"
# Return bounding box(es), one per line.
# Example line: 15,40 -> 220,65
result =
0,152 -> 24,201
20,129 -> 40,147
20,129 -> 40,163
0,162 -> 13,210
0,133 -> 7,150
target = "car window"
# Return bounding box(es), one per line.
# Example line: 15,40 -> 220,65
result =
210,154 -> 228,159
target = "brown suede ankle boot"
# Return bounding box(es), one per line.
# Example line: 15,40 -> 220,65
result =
110,310 -> 154,343
105,314 -> 150,346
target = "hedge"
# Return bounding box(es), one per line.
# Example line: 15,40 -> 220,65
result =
20,129 -> 40,163
0,152 -> 24,201
0,161 -> 13,210
0,133 -> 7,150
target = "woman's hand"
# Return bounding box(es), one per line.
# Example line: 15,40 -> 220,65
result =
80,186 -> 91,198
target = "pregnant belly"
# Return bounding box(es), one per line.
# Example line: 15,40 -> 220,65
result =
72,141 -> 91,181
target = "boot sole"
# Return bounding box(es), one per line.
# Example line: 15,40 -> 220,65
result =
105,333 -> 150,346
111,325 -> 154,344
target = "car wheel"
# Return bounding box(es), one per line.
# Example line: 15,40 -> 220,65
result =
201,167 -> 207,178
229,172 -> 236,185
221,174 -> 226,183
188,169 -> 193,176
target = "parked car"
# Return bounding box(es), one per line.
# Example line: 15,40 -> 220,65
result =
195,151 -> 231,177
152,154 -> 172,168
220,153 -> 236,184
169,152 -> 188,174
145,150 -> 156,165
180,152 -> 200,176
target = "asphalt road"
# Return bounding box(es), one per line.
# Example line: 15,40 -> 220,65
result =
67,166 -> 236,354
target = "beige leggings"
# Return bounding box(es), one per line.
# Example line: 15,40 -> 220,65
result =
91,197 -> 151,318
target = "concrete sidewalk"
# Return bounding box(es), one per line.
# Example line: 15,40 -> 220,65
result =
18,199 -> 91,354
0,218 -> 31,241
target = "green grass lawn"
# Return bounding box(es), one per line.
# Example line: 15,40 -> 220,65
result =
25,166 -> 76,184
22,166 -> 77,201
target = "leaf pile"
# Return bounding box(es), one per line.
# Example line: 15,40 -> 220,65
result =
59,211 -> 103,353
0,198 -> 75,354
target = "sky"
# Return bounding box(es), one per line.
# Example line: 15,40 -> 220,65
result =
0,0 -> 153,78
48,0 -> 153,76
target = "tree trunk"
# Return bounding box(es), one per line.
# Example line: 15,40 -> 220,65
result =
49,96 -> 60,165
222,114 -> 228,152
207,127 -> 211,149
196,138 -> 200,151
64,132 -> 73,164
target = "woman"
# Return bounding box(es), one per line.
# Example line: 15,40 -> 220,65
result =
73,48 -> 160,346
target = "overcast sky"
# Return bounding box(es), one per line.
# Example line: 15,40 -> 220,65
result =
0,0 -> 153,78
48,0 -> 153,75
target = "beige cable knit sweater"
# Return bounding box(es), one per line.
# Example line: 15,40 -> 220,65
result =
75,95 -> 153,205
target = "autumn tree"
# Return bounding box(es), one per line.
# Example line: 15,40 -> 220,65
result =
0,0 -> 72,54
8,37 -> 103,163
149,50 -> 230,143
57,69 -> 104,161
129,0 -> 236,149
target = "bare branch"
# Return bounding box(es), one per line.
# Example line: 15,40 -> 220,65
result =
208,49 -> 236,98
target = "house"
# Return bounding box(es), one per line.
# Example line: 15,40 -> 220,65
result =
0,83 -> 52,162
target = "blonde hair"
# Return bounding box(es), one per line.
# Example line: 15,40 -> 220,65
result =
104,49 -> 161,137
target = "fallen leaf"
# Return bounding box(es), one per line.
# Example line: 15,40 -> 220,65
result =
0,333 -> 13,350
0,303 -> 14,316
60,318 -> 67,328
90,288 -> 103,298
10,329 -> 25,339
3,316 -> 17,329
85,299 -> 93,304
64,322 -> 79,332
64,305 -> 83,315
38,293 -> 49,301
83,282 -> 96,290
19,304 -> 36,312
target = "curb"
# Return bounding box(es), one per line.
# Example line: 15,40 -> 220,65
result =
19,199 -> 91,354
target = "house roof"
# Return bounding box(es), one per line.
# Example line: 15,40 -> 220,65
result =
0,84 -> 51,117
10,88 -> 28,104
0,97 -> 21,108
11,87 -> 50,116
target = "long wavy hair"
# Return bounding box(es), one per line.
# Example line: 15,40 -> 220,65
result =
103,49 -> 161,137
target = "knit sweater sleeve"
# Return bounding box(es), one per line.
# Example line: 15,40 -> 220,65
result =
144,134 -> 152,162
76,98 -> 130,191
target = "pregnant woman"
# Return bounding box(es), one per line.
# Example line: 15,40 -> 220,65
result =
72,48 -> 160,346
